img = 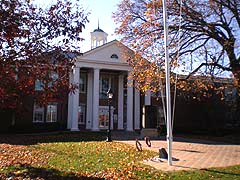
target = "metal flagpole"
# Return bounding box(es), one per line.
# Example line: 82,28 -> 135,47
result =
162,0 -> 173,165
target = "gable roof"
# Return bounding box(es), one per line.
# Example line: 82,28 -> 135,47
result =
83,40 -> 131,56
75,40 -> 133,71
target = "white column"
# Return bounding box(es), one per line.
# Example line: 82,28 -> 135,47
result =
134,89 -> 140,130
86,71 -> 93,129
92,68 -> 100,131
67,71 -> 73,129
127,72 -> 133,131
145,90 -> 151,105
118,75 -> 124,130
71,67 -> 80,131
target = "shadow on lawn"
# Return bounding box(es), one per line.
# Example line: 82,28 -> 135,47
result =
1,165 -> 104,180
201,168 -> 240,177
0,130 -> 143,145
0,131 -> 107,145
1,131 -> 237,146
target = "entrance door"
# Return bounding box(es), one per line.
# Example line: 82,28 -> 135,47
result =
145,105 -> 165,128
98,106 -> 114,129
145,105 -> 158,128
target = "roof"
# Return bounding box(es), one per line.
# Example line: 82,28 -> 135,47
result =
75,39 -> 133,71
84,39 -> 116,53
93,27 -> 105,32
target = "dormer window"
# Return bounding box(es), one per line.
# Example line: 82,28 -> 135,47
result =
110,54 -> 118,59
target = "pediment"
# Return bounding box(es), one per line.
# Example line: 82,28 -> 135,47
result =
77,40 -> 133,64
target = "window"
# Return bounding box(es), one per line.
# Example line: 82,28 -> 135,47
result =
98,106 -> 114,129
35,72 -> 58,90
35,79 -> 43,91
78,104 -> 86,125
48,72 -> 59,87
110,54 -> 118,59
79,73 -> 86,93
99,106 -> 109,128
33,103 -> 44,122
46,104 -> 57,122
33,102 -> 57,123
100,76 -> 112,99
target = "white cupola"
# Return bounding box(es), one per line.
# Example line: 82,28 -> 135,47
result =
90,21 -> 108,49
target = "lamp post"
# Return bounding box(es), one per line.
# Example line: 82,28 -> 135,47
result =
106,88 -> 113,142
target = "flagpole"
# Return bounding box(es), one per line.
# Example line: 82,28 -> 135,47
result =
162,0 -> 173,165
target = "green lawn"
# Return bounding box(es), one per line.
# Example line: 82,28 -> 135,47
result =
0,132 -> 239,179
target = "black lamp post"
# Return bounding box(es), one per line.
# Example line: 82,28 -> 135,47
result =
106,88 -> 113,142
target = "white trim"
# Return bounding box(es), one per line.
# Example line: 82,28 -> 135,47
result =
75,60 -> 131,71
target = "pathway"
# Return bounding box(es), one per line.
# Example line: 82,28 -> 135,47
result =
119,137 -> 240,171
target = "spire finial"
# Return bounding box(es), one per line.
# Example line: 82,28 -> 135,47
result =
98,19 -> 100,29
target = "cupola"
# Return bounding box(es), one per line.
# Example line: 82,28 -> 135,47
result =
90,20 -> 108,49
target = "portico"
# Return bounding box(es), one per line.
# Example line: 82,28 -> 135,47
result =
67,40 -> 141,131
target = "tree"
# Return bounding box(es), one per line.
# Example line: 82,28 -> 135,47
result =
0,0 -> 89,112
113,0 -> 240,93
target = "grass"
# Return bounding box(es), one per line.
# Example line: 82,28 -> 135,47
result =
0,132 -> 240,179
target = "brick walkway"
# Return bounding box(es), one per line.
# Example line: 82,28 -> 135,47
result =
119,137 -> 240,171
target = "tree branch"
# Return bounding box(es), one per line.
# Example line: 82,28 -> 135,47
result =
186,62 -> 231,79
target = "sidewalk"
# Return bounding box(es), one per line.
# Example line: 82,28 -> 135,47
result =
119,137 -> 240,171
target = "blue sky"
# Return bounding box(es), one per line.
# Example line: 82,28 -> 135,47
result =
80,0 -> 121,52
34,0 -> 121,52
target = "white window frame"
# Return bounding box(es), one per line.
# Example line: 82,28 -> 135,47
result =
78,104 -> 86,125
33,102 -> 58,123
35,79 -> 43,91
33,103 -> 44,123
100,75 -> 112,99
79,73 -> 87,93
46,103 -> 58,123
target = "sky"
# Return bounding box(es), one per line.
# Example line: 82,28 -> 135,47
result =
80,0 -> 121,52
34,0 -> 121,52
